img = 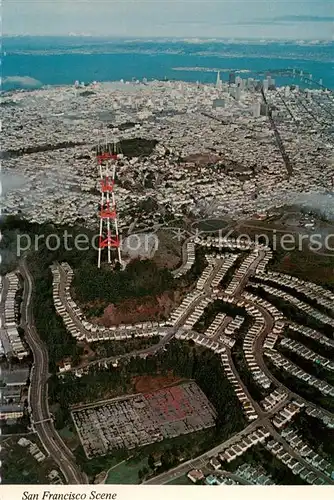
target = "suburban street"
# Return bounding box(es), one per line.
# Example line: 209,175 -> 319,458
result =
15,235 -> 333,486
142,243 -> 334,485
143,397 -> 288,485
143,421 -> 258,484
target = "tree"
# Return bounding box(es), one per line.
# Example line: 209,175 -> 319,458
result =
148,454 -> 155,470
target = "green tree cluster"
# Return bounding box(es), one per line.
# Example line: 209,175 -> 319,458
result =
73,258 -> 174,307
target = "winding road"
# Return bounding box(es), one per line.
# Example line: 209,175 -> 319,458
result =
19,258 -> 88,485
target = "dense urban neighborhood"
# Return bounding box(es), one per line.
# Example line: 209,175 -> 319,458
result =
1,74 -> 334,486
1,77 -> 334,229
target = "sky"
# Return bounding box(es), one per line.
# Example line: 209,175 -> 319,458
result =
3,0 -> 334,40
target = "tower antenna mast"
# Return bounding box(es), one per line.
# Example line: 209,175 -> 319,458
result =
97,138 -> 122,268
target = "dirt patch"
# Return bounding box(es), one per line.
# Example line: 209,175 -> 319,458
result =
92,289 -> 183,327
132,372 -> 185,393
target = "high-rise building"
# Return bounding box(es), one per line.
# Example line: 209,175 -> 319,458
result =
254,81 -> 262,92
267,76 -> 275,88
263,79 -> 269,92
229,72 -> 235,85
247,78 -> 254,89
235,87 -> 241,101
235,76 -> 242,87
216,71 -> 222,89
252,101 -> 261,118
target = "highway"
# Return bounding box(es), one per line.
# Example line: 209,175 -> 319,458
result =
19,258 -> 88,485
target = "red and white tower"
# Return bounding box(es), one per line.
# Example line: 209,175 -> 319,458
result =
97,142 -> 122,268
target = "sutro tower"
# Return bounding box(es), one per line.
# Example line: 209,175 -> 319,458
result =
97,141 -> 122,268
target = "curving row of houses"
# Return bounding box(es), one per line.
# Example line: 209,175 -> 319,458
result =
254,249 -> 273,274
260,388 -> 288,412
242,314 -> 272,390
204,313 -> 227,338
209,254 -> 239,291
241,292 -> 284,389
281,426 -> 333,478
0,273 -> 28,360
256,270 -> 334,313
265,350 -> 334,397
225,250 -> 261,296
271,400 -> 303,428
279,337 -> 334,371
220,353 -> 258,422
174,328 -> 257,421
52,262 -> 168,343
264,436 -> 328,485
305,405 -> 334,429
251,282 -> 334,328
51,264 -> 83,340
218,427 -> 270,462
289,323 -> 334,349
172,242 -> 195,278
183,296 -> 213,330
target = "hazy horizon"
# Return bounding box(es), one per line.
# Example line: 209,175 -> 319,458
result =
3,0 -> 334,40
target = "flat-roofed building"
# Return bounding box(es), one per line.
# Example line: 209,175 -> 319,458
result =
0,404 -> 24,420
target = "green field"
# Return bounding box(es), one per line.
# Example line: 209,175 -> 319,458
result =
195,219 -> 230,232
58,426 -> 75,439
105,457 -> 149,484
